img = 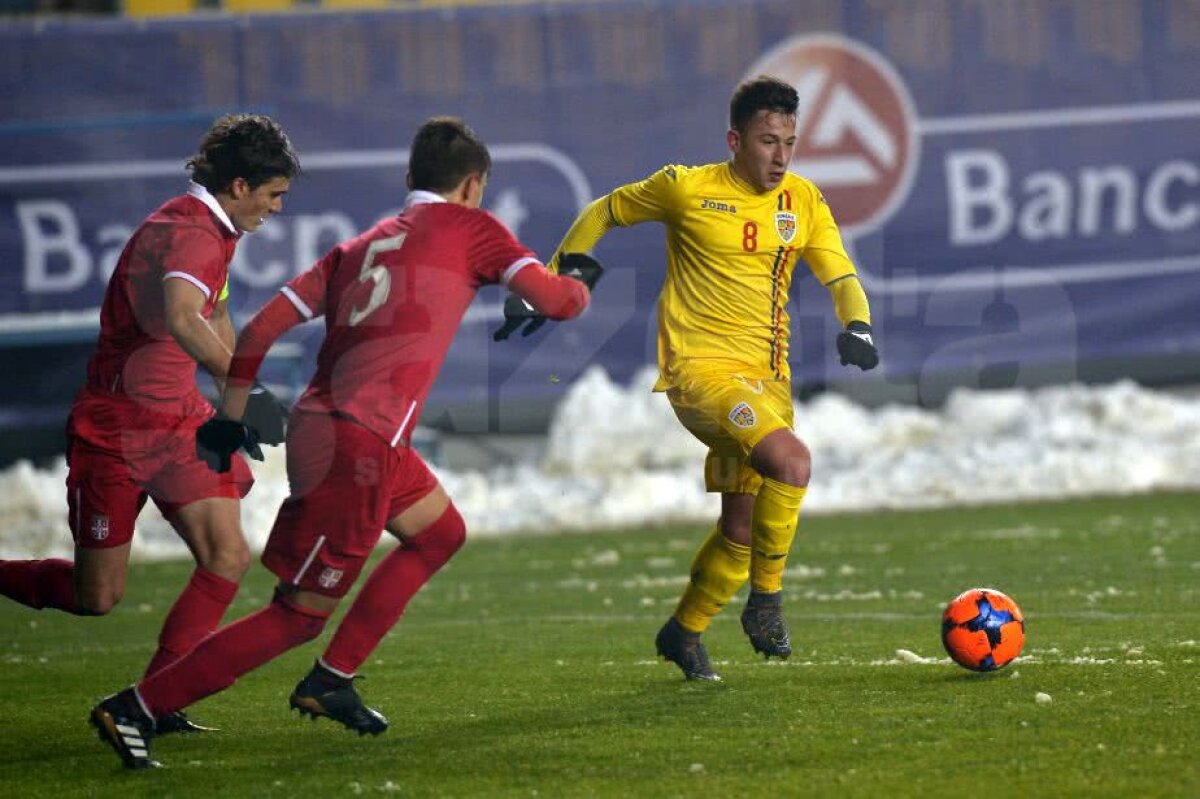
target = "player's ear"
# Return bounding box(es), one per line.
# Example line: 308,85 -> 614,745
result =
405,170 -> 414,190
228,177 -> 250,200
727,127 -> 741,155
464,172 -> 486,208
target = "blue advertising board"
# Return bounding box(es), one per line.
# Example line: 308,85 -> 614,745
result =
1,0 -> 1198,433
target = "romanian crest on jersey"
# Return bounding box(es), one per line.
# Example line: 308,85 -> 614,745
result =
90,516 -> 109,541
775,211 -> 798,244
729,402 -> 757,429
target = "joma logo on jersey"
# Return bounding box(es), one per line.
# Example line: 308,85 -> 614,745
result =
90,516 -> 109,541
318,568 -> 344,589
700,199 -> 738,214
775,211 -> 797,243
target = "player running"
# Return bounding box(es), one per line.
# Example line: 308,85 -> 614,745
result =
0,114 -> 296,728
89,116 -> 600,769
497,76 -> 879,680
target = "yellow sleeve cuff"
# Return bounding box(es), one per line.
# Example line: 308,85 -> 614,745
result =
549,195 -> 616,272
827,275 -> 871,328
217,276 -> 230,303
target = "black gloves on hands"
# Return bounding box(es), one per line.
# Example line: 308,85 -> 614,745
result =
557,252 -> 605,291
493,293 -> 547,341
243,383 -> 288,445
837,321 -> 879,371
196,416 -> 263,473
492,253 -> 604,342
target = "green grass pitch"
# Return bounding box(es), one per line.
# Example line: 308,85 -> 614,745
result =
1,492 -> 1197,797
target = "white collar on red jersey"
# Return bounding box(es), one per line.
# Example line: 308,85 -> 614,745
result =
404,190 -> 448,208
188,181 -> 239,235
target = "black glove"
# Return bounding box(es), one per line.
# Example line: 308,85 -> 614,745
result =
837,321 -> 879,371
243,383 -> 288,445
196,416 -> 263,473
558,252 -> 605,290
492,293 -> 545,342
492,253 -> 604,342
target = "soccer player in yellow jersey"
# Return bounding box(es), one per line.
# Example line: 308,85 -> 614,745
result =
497,76 -> 879,680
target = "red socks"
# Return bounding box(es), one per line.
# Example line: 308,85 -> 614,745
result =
144,567 -> 240,677
0,559 -> 80,614
321,503 -> 466,676
137,593 -> 329,719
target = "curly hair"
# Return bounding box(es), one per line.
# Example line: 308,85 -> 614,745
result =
186,113 -> 300,192
729,76 -> 800,133
407,116 -> 492,193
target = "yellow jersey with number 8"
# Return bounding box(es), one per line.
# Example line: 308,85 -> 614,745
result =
608,162 -> 857,389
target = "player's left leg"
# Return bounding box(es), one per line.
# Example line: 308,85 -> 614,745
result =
148,497 -> 250,679
140,451 -> 254,734
742,426 -> 810,659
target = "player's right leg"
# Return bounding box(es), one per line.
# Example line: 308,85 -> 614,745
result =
258,410 -> 410,735
657,493 -> 754,681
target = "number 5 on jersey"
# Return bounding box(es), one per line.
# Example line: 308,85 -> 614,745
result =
347,233 -> 407,326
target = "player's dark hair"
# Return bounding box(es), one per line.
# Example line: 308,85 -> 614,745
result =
186,114 -> 300,193
729,76 -> 800,133
408,116 -> 492,193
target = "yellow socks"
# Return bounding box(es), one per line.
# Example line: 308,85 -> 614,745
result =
673,525 -> 750,633
749,478 -> 807,593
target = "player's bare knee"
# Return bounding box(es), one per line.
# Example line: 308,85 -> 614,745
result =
75,586 -> 122,616
775,443 -> 811,487
751,432 -> 811,487
197,539 -> 251,581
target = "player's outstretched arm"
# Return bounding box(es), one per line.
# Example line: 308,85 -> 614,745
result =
493,254 -> 603,341
221,292 -> 307,421
494,195 -> 617,340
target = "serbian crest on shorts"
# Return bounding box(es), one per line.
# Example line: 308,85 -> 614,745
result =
729,402 -> 757,428
775,211 -> 797,244
91,515 -> 109,541
318,567 -> 344,589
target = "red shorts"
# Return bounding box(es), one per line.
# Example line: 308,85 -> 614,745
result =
65,425 -> 254,550
261,410 -> 439,598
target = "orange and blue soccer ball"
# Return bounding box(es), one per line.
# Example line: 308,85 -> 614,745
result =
941,588 -> 1025,671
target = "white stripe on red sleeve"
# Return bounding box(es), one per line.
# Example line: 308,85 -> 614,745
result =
162,271 -> 212,299
501,257 -> 541,286
280,286 -> 314,320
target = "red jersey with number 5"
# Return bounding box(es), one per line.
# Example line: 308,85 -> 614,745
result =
277,193 -> 539,446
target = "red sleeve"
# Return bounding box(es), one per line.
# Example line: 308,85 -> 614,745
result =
468,210 -> 541,286
159,225 -> 226,299
508,264 -> 590,321
227,293 -> 308,386
278,250 -> 337,321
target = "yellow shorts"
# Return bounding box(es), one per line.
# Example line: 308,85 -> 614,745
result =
665,368 -> 794,495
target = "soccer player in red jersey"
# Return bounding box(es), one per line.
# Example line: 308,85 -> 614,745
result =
89,116 -> 599,768
0,114 -> 298,732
